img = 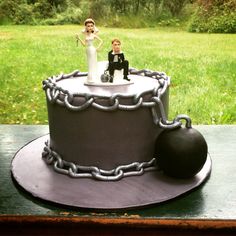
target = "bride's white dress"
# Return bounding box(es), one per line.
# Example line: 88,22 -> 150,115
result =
86,37 -> 97,82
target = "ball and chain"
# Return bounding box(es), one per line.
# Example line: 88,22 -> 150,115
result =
42,69 -> 207,180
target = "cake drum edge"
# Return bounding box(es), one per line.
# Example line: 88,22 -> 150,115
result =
11,134 -> 212,210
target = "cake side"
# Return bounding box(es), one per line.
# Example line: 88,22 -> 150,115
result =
43,69 -> 170,177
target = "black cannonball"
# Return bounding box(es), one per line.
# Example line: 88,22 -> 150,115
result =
155,126 -> 208,178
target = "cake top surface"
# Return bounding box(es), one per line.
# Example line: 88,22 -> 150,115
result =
43,69 -> 170,113
56,74 -> 161,97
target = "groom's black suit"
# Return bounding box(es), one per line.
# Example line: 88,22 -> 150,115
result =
108,50 -> 129,80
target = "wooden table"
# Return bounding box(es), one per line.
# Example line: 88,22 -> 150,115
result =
0,125 -> 236,235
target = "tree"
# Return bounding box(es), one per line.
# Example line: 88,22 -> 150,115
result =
189,0 -> 236,33
163,0 -> 188,16
33,0 -> 55,19
47,0 -> 66,7
0,0 -> 27,22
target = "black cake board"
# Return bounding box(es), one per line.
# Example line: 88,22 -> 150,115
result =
11,134 -> 212,210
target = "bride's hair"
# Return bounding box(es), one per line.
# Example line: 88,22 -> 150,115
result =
82,18 -> 99,34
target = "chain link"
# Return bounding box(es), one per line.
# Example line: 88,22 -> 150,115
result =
42,141 -> 158,181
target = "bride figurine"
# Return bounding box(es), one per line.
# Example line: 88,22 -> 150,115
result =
76,18 -> 103,83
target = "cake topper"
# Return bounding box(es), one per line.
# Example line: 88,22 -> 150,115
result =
107,38 -> 130,82
100,38 -> 131,84
76,18 -> 103,83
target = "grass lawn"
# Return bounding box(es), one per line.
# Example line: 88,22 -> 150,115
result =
0,25 -> 235,124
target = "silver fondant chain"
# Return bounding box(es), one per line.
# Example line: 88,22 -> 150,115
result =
42,141 -> 158,181
43,69 -> 167,119
42,69 -> 192,181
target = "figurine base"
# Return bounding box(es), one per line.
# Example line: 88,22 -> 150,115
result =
11,134 -> 212,210
84,79 -> 133,87
84,61 -> 133,86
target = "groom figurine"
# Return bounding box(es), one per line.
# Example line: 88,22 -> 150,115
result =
108,39 -> 130,82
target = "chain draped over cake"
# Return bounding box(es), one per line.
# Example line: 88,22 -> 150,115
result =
42,68 -> 191,181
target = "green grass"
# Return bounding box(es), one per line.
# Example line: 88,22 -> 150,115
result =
0,25 -> 235,124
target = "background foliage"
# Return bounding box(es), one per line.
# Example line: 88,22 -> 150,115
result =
188,0 -> 236,33
0,26 -> 235,124
0,0 -> 235,33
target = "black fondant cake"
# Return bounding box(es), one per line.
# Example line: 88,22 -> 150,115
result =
42,69 -> 170,180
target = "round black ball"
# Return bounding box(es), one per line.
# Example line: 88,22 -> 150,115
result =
155,127 -> 208,178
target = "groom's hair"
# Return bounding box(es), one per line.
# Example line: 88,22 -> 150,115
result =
112,39 -> 121,45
